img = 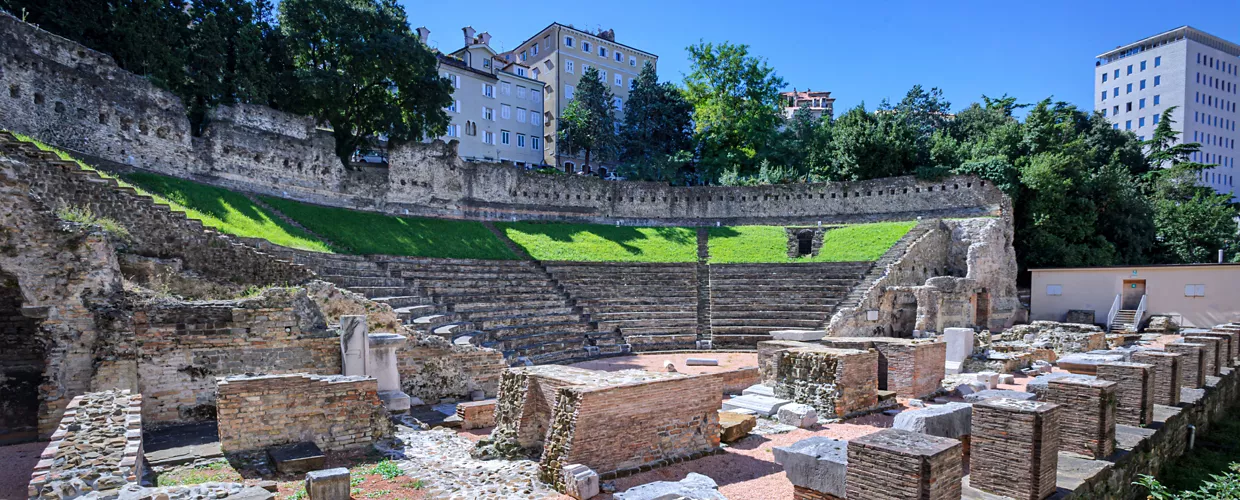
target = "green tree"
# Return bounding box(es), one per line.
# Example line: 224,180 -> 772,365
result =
617,62 -> 694,182
185,0 -> 277,133
683,41 -> 785,182
279,0 -> 451,166
558,66 -> 618,169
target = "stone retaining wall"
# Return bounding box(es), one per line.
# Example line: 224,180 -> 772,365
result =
27,390 -> 143,499
215,374 -> 390,453
0,12 -> 1005,226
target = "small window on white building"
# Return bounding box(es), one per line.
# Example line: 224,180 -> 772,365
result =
565,85 -> 574,99
517,134 -> 526,148
629,56 -> 637,66
532,137 -> 541,150
1046,284 -> 1063,296
564,36 -> 573,47
532,68 -> 540,78
531,44 -> 539,56
582,41 -> 591,52
615,51 -> 623,62
516,67 -> 527,77
501,104 -> 511,119
483,107 -> 494,120
532,89 -> 541,102
501,82 -> 511,95
483,131 -> 495,144
517,108 -> 527,123
615,74 -> 622,86
1185,284 -> 1206,297
483,84 -> 494,98
566,60 -> 574,73
501,130 -> 510,145
517,86 -> 527,99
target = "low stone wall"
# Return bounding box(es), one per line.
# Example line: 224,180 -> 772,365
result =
719,367 -> 760,395
28,390 -> 143,499
819,337 -> 946,399
398,336 -> 506,403
216,374 -> 390,453
758,341 -> 879,418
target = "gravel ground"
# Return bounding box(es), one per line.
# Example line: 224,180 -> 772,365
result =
570,352 -> 759,375
0,441 -> 44,500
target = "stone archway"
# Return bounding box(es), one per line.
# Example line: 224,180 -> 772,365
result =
0,270 -> 45,444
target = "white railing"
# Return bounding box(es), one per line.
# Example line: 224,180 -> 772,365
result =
1106,294 -> 1122,332
1134,294 -> 1148,332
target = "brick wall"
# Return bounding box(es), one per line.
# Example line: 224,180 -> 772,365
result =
769,346 -> 879,418
718,367 -> 760,395
28,390 -> 143,499
216,374 -> 389,453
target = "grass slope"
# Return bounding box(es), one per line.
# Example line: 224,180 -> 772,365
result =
499,222 -> 697,262
123,173 -> 333,253
261,196 -> 516,260
708,221 -> 916,263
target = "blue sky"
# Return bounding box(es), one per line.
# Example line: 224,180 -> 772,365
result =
406,0 -> 1240,114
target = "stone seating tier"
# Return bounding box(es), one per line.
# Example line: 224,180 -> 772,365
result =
708,262 -> 870,347
547,262 -> 700,350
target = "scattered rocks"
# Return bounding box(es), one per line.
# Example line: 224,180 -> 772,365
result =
776,403 -> 818,428
614,472 -> 726,500
718,411 -> 757,443
395,427 -> 560,499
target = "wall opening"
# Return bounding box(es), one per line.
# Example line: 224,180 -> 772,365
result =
974,290 -> 990,329
796,231 -> 814,256
0,271 -> 45,445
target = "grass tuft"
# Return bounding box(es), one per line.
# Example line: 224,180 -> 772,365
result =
499,222 -> 698,262
56,206 -> 130,238
707,221 -> 915,263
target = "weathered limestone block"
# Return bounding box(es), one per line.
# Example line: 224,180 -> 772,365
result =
368,332 -> 410,411
1096,362 -> 1154,426
963,389 -> 1036,403
1183,336 -> 1223,377
943,327 -> 975,371
719,411 -> 756,443
771,330 -> 826,341
561,464 -> 599,500
685,358 -> 719,366
305,468 -> 349,500
721,394 -> 790,417
1044,379 -> 1116,459
777,403 -> 819,428
1165,343 -> 1206,389
1131,350 -> 1181,406
892,402 -> 972,440
614,473 -> 725,500
970,398 -> 1061,500
846,428 -> 963,500
773,437 -> 848,498
1024,372 -> 1095,397
1056,353 -> 1126,375
975,371 -> 1000,389
339,315 -> 368,377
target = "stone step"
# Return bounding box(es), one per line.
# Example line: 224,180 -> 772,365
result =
474,313 -> 584,330
599,318 -> 699,330
394,304 -> 437,320
484,321 -> 595,337
425,285 -> 556,296
318,265 -> 389,278
383,261 -> 540,273
710,303 -> 836,313
578,304 -> 697,314
591,311 -> 698,321
396,271 -> 548,280
626,334 -> 699,352
411,313 -> 458,328
370,295 -> 430,309
711,334 -> 774,348
709,310 -> 830,320
349,286 -> 420,299
450,299 -> 570,313
322,275 -> 407,288
710,325 -> 803,335
709,283 -> 855,292
458,306 -> 578,322
710,296 -> 844,305
561,287 -> 696,298
721,394 -> 791,417
433,322 -> 475,337
710,318 -> 823,328
621,326 -> 699,337
520,345 -> 626,366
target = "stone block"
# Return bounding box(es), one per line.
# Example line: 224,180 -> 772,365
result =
719,411 -> 756,443
943,327 -> 975,366
771,329 -> 826,341
1165,343 -> 1206,389
963,389 -> 1036,403
846,429 -> 963,500
1184,336 -> 1223,377
456,399 -> 497,430
1096,362 -> 1154,426
1132,350 -> 1182,406
999,374 -> 1015,385
1056,353 -> 1126,375
339,315 -> 368,377
970,399 -> 1061,500
614,472 -> 726,500
561,464 -> 600,500
975,371 -> 1000,389
765,343 -> 880,418
1025,372 -> 1095,396
721,394 -> 790,417
1044,379 -> 1116,459
741,384 -> 775,397
773,437 -> 847,497
1200,331 -> 1237,367
269,442 -> 326,475
777,403 -> 818,428
305,467 -> 349,500
945,360 -> 963,375
686,358 -> 719,366
892,402 -> 972,440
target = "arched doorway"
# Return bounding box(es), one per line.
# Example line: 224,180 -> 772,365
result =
0,270 -> 44,444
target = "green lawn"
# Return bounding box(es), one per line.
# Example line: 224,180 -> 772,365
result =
123,173 -> 333,253
260,196 -> 517,259
708,221 -> 916,263
498,222 -> 698,262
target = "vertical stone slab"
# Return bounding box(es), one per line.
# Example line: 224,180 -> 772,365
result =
1184,336 -> 1223,377
971,398 -> 1061,500
942,327 -> 975,373
1043,379 -> 1116,459
340,315 -> 368,377
846,428 -> 962,500
1131,350 -> 1181,406
367,333 -> 410,412
1200,331 -> 1237,367
1165,343 -> 1206,389
1095,362 -> 1154,426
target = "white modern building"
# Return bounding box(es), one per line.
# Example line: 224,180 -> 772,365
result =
1094,26 -> 1239,198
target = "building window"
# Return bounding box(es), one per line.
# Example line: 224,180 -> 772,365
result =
599,47 -> 607,57
517,86 -> 527,99
564,36 -> 573,47
566,60 -> 574,73
613,96 -> 622,111
484,107 -> 494,120
532,89 -> 541,102
615,51 -> 622,62
517,134 -> 526,148
466,121 -> 477,136
565,85 -> 574,99
532,44 -> 539,56
445,124 -> 460,137
483,84 -> 494,98
1125,120 -> 1131,130
1046,284 -> 1062,296
582,41 -> 591,52
446,100 -> 459,113
1102,108 -> 1107,117
532,68 -> 540,78
1114,69 -> 1119,79
615,74 -> 623,86
1155,56 -> 1161,67
1102,73 -> 1108,83
520,51 -> 527,62
1113,105 -> 1118,115
501,104 -> 511,119
1140,60 -> 1146,71
1185,284 -> 1206,297
600,70 -> 607,81
1126,83 -> 1132,93
516,67 -> 527,77
501,130 -> 510,145
1126,102 -> 1132,112
1139,117 -> 1145,127
484,131 -> 494,144
501,82 -> 511,95
517,108 -> 527,123
1127,64 -> 1132,75
630,56 -> 637,66
1139,98 -> 1145,109
1140,79 -> 1146,90
1102,91 -> 1107,101
1153,114 -> 1159,124
1154,76 -> 1160,86
1113,87 -> 1119,97
532,137 -> 541,150
532,111 -> 543,126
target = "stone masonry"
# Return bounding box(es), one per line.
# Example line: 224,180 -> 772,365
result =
1044,379 -> 1116,459
1132,350 -> 1182,407
1165,343 -> 1206,389
28,390 -> 143,499
846,428 -> 962,500
1201,330 -> 1237,366
969,398 -> 1061,500
771,346 -> 879,418
215,374 -> 391,453
1184,336 -> 1223,377
1096,362 -> 1155,427
819,337 -> 945,399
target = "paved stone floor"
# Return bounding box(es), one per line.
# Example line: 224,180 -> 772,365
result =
0,441 -> 44,500
394,427 -> 568,500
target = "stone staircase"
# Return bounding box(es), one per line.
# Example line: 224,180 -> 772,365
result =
1110,310 -> 1139,332
285,252 -> 622,365
545,262 -> 700,352
707,262 -> 871,348
838,221 -> 934,310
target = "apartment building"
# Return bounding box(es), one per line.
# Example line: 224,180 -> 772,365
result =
1094,26 -> 1240,198
781,90 -> 835,121
420,27 -> 546,167
508,23 -> 658,174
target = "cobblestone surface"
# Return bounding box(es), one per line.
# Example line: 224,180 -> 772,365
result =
392,427 -> 564,500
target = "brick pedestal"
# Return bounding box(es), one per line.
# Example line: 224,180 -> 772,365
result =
1131,351 -> 1181,406
846,428 -> 962,500
793,485 -> 844,500
1096,362 -> 1154,426
1184,336 -> 1223,377
1201,331 -> 1237,367
1044,379 -> 1116,459
820,338 -> 946,399
971,398 -> 1061,500
1165,343 -> 1206,389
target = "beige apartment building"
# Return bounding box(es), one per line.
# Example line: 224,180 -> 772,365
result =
507,23 -> 658,175
781,90 -> 835,121
419,27 -> 546,167
1030,264 -> 1240,330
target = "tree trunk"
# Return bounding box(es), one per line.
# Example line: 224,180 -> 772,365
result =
584,148 -> 591,169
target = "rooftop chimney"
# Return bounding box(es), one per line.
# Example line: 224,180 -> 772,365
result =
463,26 -> 477,46
478,32 -> 492,46
415,26 -> 430,41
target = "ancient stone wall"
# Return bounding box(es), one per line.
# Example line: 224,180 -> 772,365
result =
27,390 -> 144,499
0,12 -> 1006,226
215,373 -> 390,453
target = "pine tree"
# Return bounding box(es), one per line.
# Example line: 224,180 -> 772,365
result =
618,62 -> 693,182
557,67 -> 618,169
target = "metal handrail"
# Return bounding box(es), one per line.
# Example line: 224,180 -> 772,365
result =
1134,294 -> 1148,332
1106,294 -> 1122,332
